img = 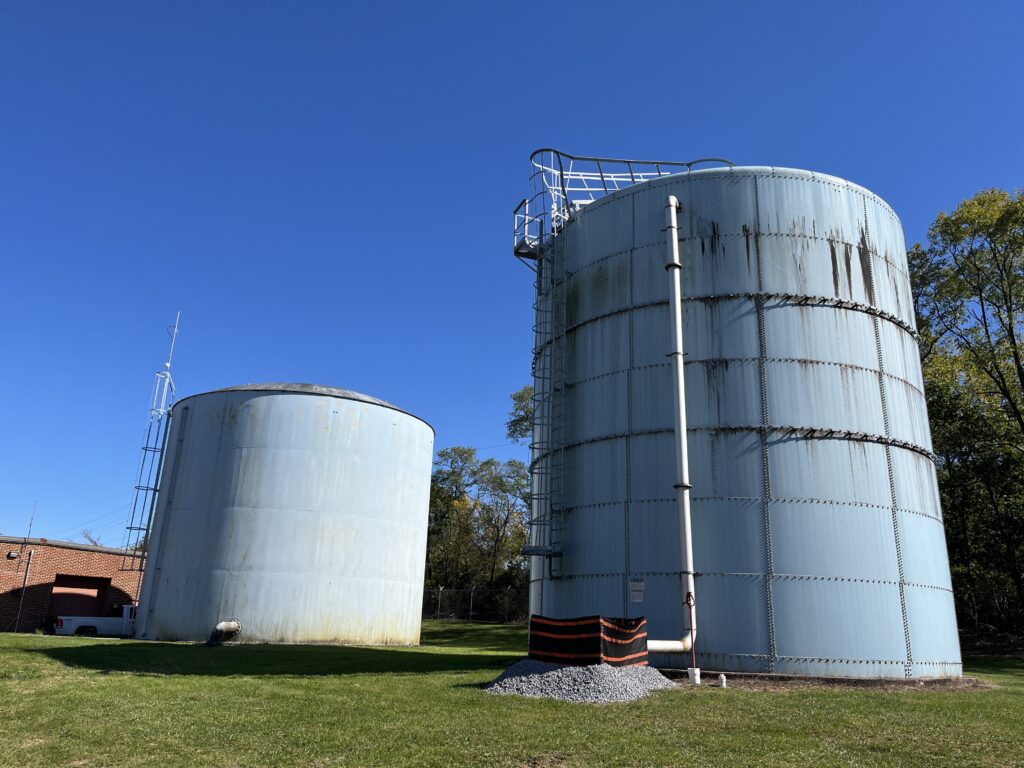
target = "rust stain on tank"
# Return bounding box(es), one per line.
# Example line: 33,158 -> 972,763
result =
742,224 -> 752,272
703,359 -> 731,425
565,274 -> 581,327
844,242 -> 854,297
857,228 -> 875,304
884,250 -> 903,316
829,239 -> 841,297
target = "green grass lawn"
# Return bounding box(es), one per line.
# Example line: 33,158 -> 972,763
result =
1,622 -> 1021,767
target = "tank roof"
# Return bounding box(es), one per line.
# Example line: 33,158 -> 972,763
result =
174,383 -> 433,433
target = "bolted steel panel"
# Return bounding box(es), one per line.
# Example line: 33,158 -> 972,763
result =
136,385 -> 434,644
529,166 -> 961,677
771,501 -> 900,582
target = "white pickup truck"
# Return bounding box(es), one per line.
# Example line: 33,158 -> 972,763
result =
54,604 -> 136,638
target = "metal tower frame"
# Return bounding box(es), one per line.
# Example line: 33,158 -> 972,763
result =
120,313 -> 180,577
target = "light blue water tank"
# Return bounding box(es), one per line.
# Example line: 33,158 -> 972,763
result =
137,384 -> 434,644
527,166 -> 961,677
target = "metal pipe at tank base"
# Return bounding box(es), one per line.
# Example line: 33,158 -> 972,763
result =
662,195 -> 698,680
647,638 -> 692,654
207,619 -> 241,645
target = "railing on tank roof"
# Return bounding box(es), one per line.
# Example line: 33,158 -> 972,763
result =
513,148 -> 735,267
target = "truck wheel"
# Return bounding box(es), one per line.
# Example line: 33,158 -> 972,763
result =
76,627 -> 97,637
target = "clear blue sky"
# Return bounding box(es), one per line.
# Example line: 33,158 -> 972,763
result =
1,2 -> 1021,543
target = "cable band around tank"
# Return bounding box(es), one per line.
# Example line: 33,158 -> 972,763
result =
544,294 -> 918,352
530,425 -> 935,464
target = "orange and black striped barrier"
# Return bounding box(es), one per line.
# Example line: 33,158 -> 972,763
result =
528,615 -> 649,667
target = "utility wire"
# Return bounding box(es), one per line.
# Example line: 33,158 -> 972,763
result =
45,503 -> 130,539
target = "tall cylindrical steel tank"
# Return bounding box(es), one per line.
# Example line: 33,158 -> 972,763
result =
527,166 -> 961,677
136,383 -> 434,644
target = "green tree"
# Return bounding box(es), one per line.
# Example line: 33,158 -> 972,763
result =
505,385 -> 534,444
424,447 -> 530,591
911,188 -> 1024,635
473,458 -> 529,586
913,189 -> 1024,438
426,447 -> 481,588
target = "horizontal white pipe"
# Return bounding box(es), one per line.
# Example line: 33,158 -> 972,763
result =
647,637 -> 693,654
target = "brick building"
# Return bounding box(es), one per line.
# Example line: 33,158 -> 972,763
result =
0,536 -> 142,633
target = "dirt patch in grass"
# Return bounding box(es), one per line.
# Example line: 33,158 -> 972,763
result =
524,754 -> 572,768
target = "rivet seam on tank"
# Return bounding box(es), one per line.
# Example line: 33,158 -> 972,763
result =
753,175 -> 779,674
864,196 -> 914,679
564,359 -> 926,400
557,498 -> 945,524
692,655 -> 958,669
547,570 -> 952,593
577,169 -> 901,225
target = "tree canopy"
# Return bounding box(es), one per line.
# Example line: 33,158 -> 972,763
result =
505,385 -> 534,444
425,447 -> 529,591
911,188 -> 1024,636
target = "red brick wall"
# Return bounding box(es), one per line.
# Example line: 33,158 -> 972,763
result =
0,538 -> 142,632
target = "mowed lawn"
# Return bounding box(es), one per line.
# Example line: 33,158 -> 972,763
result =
1,623 -> 1022,768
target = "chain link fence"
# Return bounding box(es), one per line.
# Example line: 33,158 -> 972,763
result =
422,587 -> 529,624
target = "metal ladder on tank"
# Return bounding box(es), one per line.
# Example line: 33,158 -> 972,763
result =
119,314 -> 180,589
546,230 -> 569,578
523,231 -> 567,579
515,150 -> 740,590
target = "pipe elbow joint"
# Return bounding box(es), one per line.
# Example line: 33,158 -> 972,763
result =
647,633 -> 695,654
207,619 -> 242,645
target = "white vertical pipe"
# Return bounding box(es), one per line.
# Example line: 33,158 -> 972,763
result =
661,195 -> 697,657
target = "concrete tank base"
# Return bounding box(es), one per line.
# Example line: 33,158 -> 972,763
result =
655,669 -> 982,689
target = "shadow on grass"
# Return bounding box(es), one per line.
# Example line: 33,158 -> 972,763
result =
30,625 -> 527,678
420,621 -> 527,654
31,643 -> 512,677
963,655 -> 1024,680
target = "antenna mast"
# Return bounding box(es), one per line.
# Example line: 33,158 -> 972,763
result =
121,313 -> 180,574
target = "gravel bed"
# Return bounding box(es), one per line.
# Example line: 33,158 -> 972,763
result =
484,659 -> 676,703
